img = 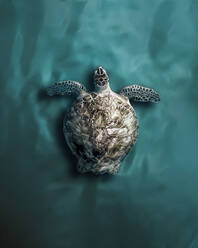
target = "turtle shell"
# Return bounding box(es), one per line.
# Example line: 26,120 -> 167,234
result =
63,91 -> 138,175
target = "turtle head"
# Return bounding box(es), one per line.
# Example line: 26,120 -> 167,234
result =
94,66 -> 110,90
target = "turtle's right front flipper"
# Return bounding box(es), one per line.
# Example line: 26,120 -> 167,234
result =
47,80 -> 86,96
120,84 -> 160,103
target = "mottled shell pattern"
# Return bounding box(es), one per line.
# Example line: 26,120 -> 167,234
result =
63,89 -> 139,175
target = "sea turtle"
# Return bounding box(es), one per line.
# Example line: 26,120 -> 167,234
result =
47,66 -> 160,175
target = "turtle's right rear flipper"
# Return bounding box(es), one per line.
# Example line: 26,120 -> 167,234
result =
47,80 -> 86,96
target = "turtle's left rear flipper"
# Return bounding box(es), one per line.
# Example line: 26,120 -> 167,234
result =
47,80 -> 86,96
120,84 -> 160,103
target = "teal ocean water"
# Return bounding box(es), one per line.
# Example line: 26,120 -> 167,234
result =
0,1 -> 198,247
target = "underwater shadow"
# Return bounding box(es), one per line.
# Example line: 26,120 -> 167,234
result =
122,146 -> 137,174
131,101 -> 154,110
37,88 -> 49,101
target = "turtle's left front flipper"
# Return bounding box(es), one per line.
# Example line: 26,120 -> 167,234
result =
47,80 -> 86,97
120,84 -> 160,103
